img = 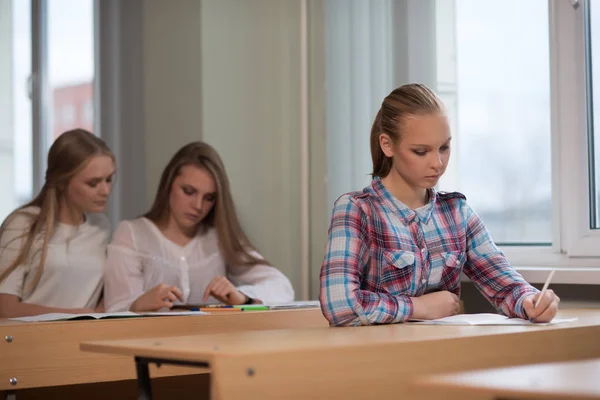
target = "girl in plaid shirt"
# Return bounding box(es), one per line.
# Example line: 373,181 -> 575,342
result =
319,84 -> 560,326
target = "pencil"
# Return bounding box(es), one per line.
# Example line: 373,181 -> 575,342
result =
535,269 -> 556,308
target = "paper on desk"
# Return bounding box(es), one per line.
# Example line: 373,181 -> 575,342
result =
139,311 -> 208,317
10,310 -> 208,322
409,313 -> 578,326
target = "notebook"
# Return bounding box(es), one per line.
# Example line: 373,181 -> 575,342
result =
172,300 -> 321,311
10,310 -> 208,322
409,313 -> 578,326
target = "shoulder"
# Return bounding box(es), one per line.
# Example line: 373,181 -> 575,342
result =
2,206 -> 39,232
436,191 -> 467,201
332,191 -> 368,216
334,184 -> 378,208
113,218 -> 148,236
436,191 -> 468,209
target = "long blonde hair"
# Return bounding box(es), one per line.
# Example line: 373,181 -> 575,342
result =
0,129 -> 115,292
144,141 -> 265,267
370,83 -> 445,178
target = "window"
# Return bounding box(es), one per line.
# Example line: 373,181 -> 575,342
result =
82,99 -> 93,126
587,0 -> 600,228
47,0 -> 95,140
437,0 -> 551,246
321,0 -> 600,276
2,0 -> 97,205
0,0 -> 32,222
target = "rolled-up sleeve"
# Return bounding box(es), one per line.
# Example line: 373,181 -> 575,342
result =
462,203 -> 538,318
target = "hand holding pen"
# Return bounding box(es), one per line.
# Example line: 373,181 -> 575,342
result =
523,269 -> 561,323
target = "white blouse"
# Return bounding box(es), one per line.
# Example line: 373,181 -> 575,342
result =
0,206 -> 110,308
103,218 -> 294,312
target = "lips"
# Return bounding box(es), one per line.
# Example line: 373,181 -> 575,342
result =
185,213 -> 201,221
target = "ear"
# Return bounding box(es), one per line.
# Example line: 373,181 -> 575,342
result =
378,134 -> 395,158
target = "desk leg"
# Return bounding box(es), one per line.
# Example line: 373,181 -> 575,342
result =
135,357 -> 153,400
4,391 -> 16,400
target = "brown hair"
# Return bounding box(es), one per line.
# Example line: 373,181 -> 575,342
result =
145,141 -> 265,267
0,129 -> 115,292
370,83 -> 445,178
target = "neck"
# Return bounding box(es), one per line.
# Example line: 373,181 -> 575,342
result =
160,215 -> 197,241
380,171 -> 429,210
57,198 -> 85,226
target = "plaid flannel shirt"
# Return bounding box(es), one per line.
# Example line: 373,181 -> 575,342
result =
319,177 -> 538,326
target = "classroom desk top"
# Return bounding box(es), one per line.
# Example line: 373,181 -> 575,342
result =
414,358 -> 600,400
80,309 -> 600,400
0,308 -> 327,391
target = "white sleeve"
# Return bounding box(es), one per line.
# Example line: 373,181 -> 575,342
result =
227,252 -> 295,304
0,213 -> 33,298
104,221 -> 145,312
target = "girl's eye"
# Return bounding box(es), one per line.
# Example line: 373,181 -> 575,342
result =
183,188 -> 194,195
413,150 -> 426,156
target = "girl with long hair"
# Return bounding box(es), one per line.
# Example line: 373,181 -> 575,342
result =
104,141 -> 293,312
0,129 -> 115,317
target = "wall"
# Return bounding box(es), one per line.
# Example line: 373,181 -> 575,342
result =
462,282 -> 600,313
143,0 -> 203,204
200,0 -> 304,296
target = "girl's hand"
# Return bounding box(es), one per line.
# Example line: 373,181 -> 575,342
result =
523,290 -> 560,323
130,284 -> 184,312
202,276 -> 247,305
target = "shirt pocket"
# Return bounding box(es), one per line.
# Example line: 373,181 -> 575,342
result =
380,250 -> 416,295
428,251 -> 464,290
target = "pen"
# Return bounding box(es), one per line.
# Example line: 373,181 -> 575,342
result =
172,304 -> 232,310
233,305 -> 270,311
535,269 -> 556,308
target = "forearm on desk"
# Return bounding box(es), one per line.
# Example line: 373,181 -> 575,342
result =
0,293 -> 92,318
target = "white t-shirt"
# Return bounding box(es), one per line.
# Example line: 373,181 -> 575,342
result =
104,218 -> 295,312
0,206 -> 110,308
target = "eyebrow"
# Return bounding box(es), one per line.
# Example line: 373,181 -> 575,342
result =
86,171 -> 116,183
181,184 -> 216,196
409,137 -> 452,147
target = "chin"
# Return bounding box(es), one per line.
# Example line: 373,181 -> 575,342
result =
178,218 -> 199,229
421,179 -> 440,188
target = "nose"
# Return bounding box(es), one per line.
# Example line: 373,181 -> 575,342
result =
430,152 -> 444,169
98,182 -> 111,197
193,195 -> 203,212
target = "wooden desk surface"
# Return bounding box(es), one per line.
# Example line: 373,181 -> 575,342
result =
0,308 -> 327,391
415,358 -> 600,400
81,309 -> 593,358
80,309 -> 600,400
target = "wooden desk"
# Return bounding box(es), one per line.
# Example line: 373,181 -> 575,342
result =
81,309 -> 600,400
414,358 -> 600,400
0,308 -> 327,399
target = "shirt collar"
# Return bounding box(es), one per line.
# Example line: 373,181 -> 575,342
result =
368,177 -> 437,225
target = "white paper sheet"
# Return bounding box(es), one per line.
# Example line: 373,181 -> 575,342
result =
410,313 -> 578,326
10,310 -> 207,322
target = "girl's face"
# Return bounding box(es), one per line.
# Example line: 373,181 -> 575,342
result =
168,164 -> 217,233
64,155 -> 115,214
382,113 -> 451,190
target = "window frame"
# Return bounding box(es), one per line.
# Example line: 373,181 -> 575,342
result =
499,0 -> 600,282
